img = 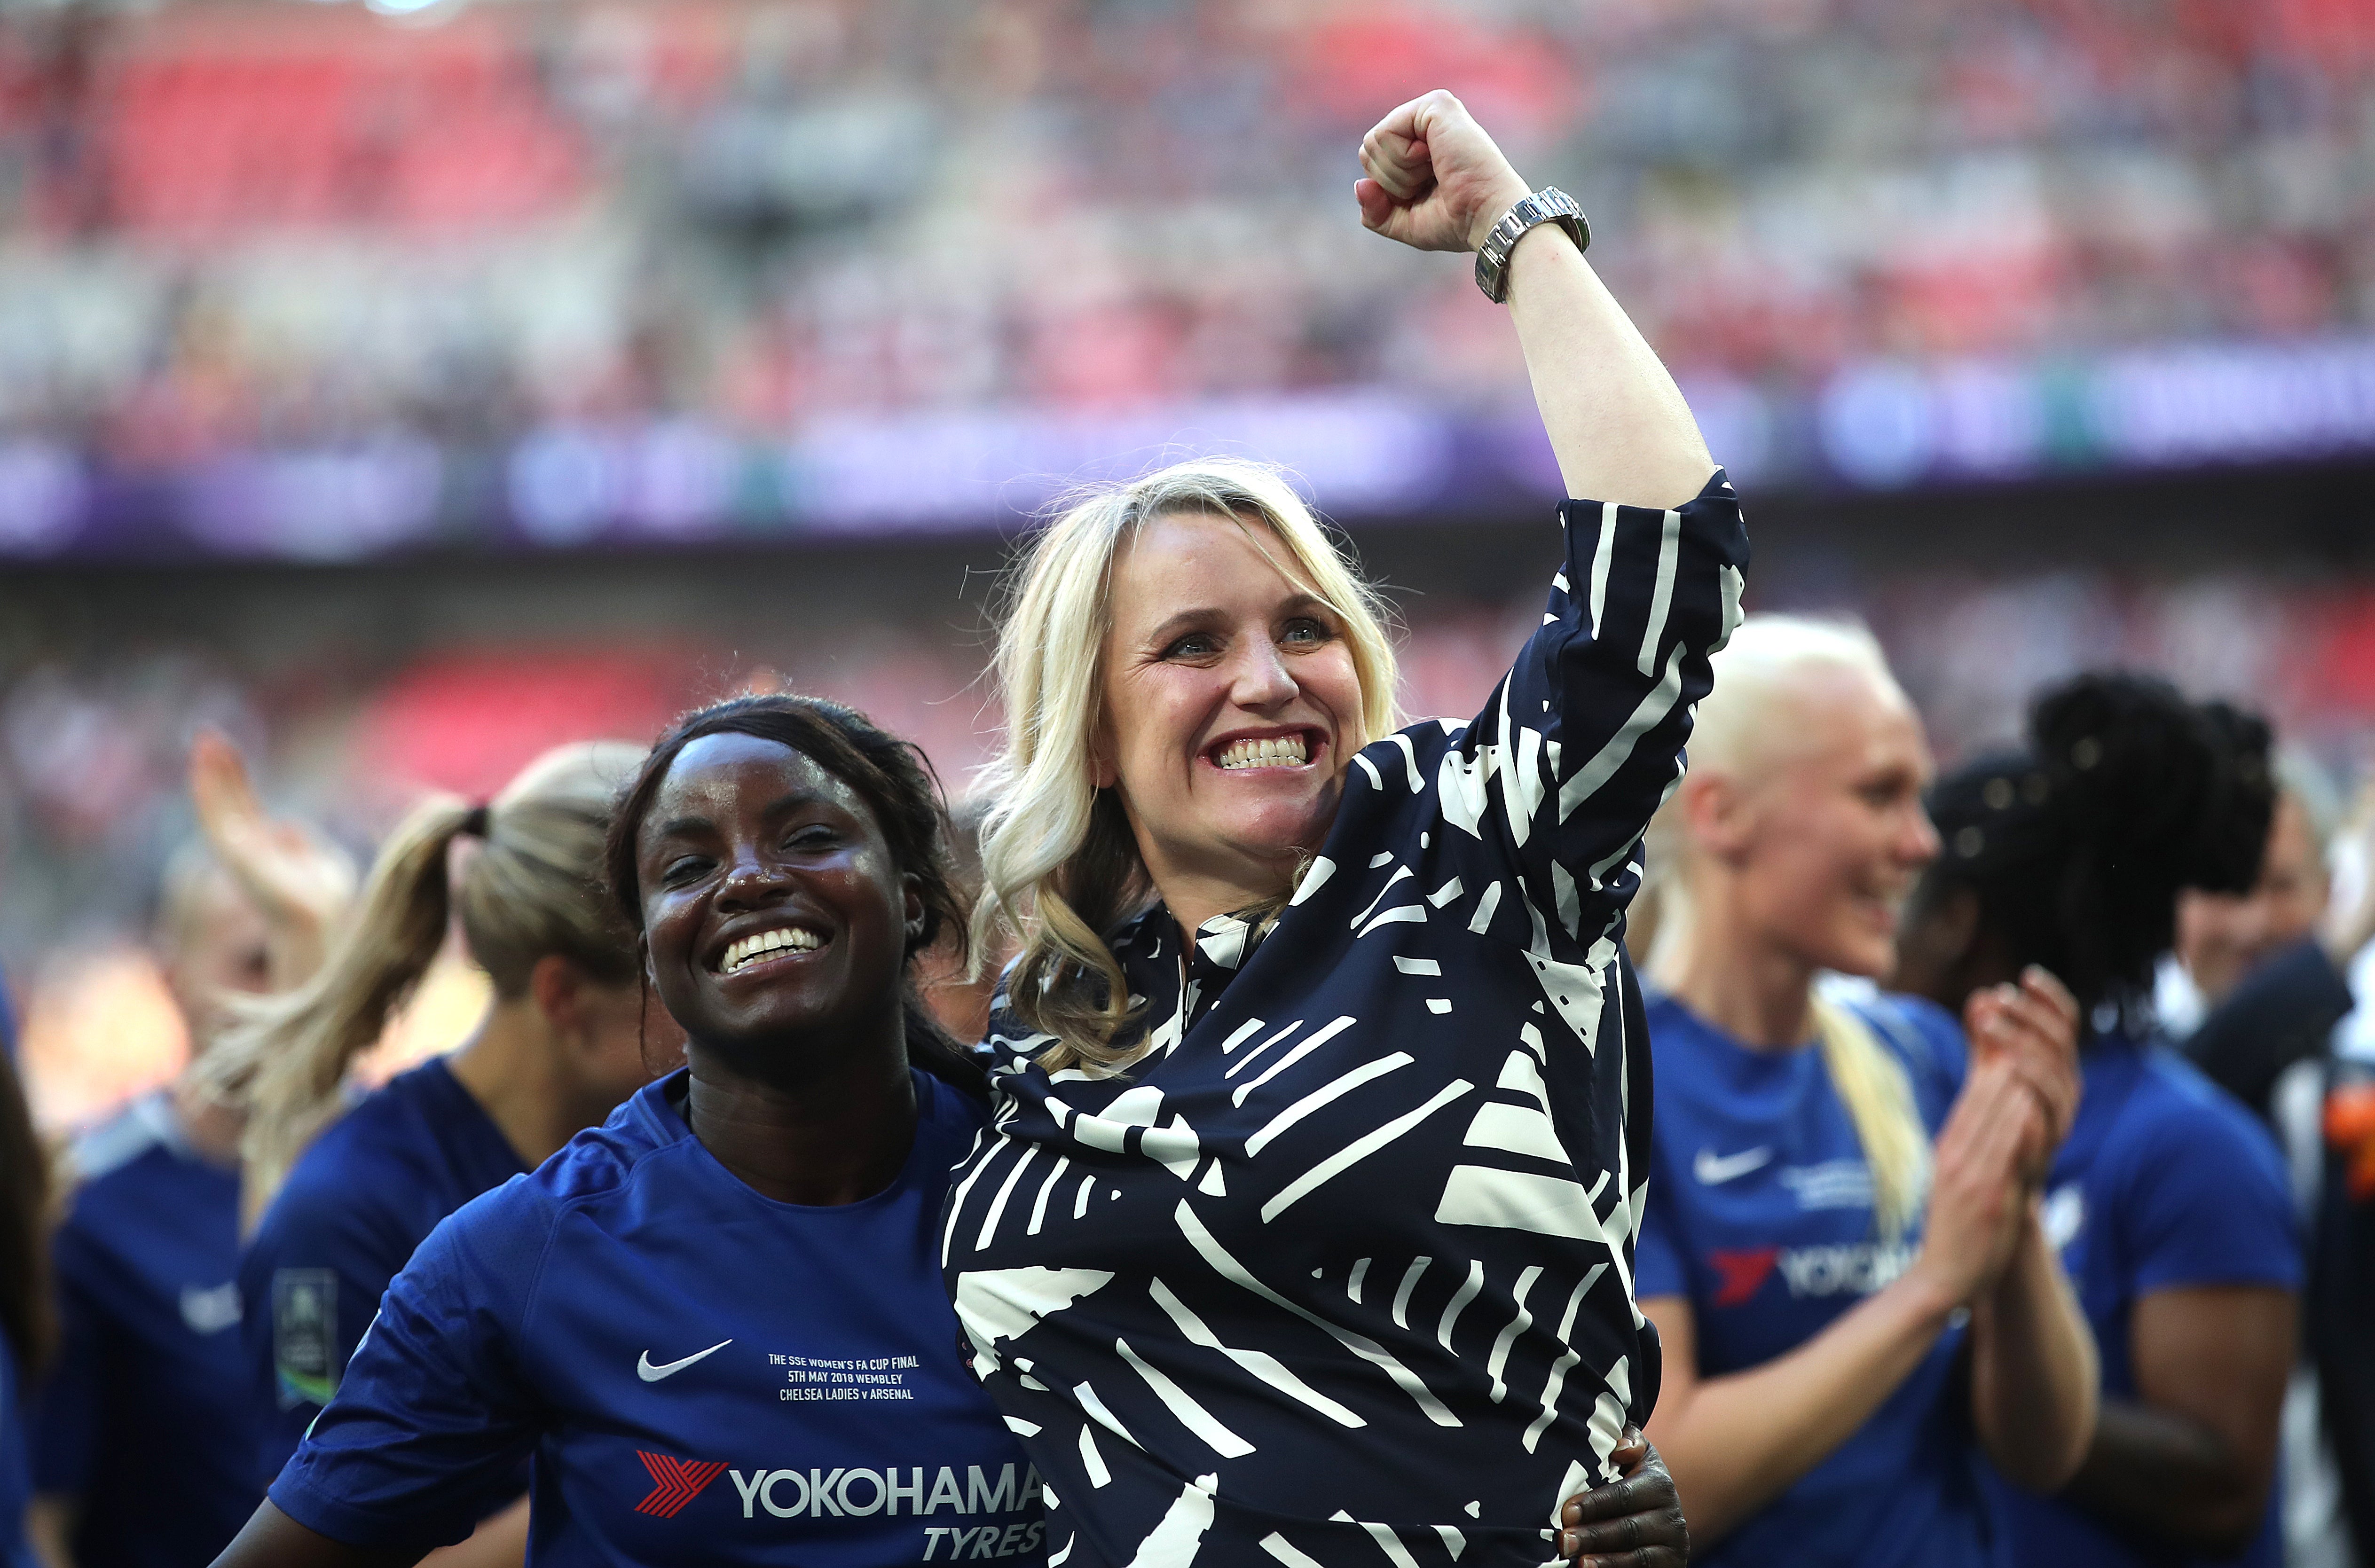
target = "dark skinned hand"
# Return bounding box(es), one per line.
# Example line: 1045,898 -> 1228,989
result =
1557,1426 -> 1687,1567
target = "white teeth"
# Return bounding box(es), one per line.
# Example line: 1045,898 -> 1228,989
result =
720,926 -> 824,973
1217,734 -> 1310,770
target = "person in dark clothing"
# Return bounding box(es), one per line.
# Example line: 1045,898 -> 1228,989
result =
1893,673 -> 2297,1568
2176,758 -> 2374,1128
2171,754 -> 2375,1568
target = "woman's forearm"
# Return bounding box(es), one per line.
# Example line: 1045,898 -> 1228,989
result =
1650,1275 -> 1958,1546
1500,224 -> 1713,512
414,1497 -> 527,1568
1970,1208 -> 2099,1491
2060,1398 -> 2271,1558
209,1502 -> 425,1568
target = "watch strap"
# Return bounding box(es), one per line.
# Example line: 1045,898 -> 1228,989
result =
1473,187 -> 1591,304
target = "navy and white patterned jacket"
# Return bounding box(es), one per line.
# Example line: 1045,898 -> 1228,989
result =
945,470 -> 1748,1568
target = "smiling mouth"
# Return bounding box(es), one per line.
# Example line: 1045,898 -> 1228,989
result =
1212,732 -> 1313,770
715,925 -> 827,974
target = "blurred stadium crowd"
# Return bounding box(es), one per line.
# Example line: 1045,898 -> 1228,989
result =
0,0 -> 2368,551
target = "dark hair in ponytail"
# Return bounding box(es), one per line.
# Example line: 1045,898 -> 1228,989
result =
603,692 -> 988,1099
1917,671 -> 2274,1018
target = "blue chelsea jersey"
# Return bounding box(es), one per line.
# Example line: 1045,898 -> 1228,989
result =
1635,989 -> 1995,1568
1985,1028 -> 2299,1568
239,1055 -> 527,1487
270,1067 -> 1046,1568
31,1093 -> 260,1568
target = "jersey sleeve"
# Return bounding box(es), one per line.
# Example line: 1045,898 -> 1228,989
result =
266,1192 -> 548,1552
2121,1092 -> 2302,1296
26,1217 -> 108,1497
1631,1182 -> 1691,1303
1439,470 -> 1748,954
240,1176 -> 419,1487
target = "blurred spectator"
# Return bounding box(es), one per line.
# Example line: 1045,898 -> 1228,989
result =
2160,749 -> 2375,1568
26,736 -> 352,1568
2173,756 -> 2375,1124
1895,673 -> 2297,1568
208,740 -> 676,1568
2176,758 -> 2343,1008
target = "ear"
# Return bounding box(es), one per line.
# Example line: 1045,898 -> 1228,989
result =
1677,769 -> 1753,860
903,874 -> 929,945
530,953 -> 588,1038
1088,717 -> 1119,791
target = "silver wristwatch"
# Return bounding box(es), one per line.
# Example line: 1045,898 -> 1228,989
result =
1473,187 -> 1590,304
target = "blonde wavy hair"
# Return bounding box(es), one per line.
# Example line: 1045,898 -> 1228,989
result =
975,458 -> 1400,1073
199,740 -> 645,1226
1645,614 -> 1933,1242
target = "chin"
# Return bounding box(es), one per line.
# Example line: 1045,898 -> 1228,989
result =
1819,929 -> 1897,984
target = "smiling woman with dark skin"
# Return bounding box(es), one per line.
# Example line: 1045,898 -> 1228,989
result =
647,729 -> 937,1209
208,694 -> 1046,1568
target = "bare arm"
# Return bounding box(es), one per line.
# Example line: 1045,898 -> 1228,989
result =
1956,969 -> 2097,1489
209,1502 -> 425,1568
1353,91 -> 1713,511
415,1498 -> 529,1568
1967,1206 -> 2099,1490
27,1496 -> 76,1568
2058,1285 -> 2294,1556
1639,1278 -> 1957,1546
1641,1061 -> 2040,1547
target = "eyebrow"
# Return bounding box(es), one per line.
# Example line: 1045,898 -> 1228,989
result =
1141,592 -> 1332,646
646,788 -> 831,843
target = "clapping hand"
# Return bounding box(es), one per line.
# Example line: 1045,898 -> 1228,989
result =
1354,89 -> 1532,254
1962,965 -> 2081,1190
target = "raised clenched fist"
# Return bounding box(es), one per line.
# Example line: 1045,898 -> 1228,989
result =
1354,89 -> 1533,255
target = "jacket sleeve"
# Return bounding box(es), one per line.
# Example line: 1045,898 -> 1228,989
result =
1437,468 -> 1747,958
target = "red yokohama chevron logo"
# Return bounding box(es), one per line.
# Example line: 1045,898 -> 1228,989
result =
635,1452 -> 730,1518
1707,1246 -> 1780,1308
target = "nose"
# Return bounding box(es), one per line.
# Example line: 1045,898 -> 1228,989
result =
716,846 -> 790,910
1902,806 -> 1942,866
1227,634 -> 1298,712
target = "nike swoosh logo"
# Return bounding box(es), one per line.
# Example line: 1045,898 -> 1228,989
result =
1694,1146 -> 1773,1185
637,1339 -> 732,1383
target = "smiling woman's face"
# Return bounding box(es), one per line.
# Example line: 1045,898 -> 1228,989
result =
1098,510 -> 1366,909
634,733 -> 920,1056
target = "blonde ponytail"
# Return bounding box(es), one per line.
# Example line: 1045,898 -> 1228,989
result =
202,739 -> 645,1227
1809,995 -> 1931,1243
203,795 -> 472,1227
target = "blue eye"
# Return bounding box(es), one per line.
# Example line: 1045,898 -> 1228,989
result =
1164,634 -> 1219,660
